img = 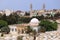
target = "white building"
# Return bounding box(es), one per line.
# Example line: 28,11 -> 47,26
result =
20,11 -> 25,16
29,18 -> 40,32
4,9 -> 14,16
8,25 -> 18,34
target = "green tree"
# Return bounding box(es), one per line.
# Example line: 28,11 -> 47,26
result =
25,12 -> 30,16
7,13 -> 20,24
0,13 -> 2,20
1,14 -> 7,21
0,20 -> 8,29
19,17 -> 31,23
39,20 -> 57,32
1,27 -> 10,34
0,20 -> 10,34
32,15 -> 44,20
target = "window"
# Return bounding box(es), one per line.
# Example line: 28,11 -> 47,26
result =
12,28 -> 14,31
15,28 -> 17,31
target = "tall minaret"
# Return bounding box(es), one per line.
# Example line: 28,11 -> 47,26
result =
42,3 -> 45,10
30,3 -> 33,17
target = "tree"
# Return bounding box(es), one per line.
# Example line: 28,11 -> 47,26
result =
39,19 -> 58,32
19,17 -> 31,23
0,20 -> 8,29
0,13 -> 2,20
7,13 -> 20,25
1,27 -> 10,34
1,14 -> 7,21
25,12 -> 30,16
0,20 -> 9,34
32,15 -> 44,20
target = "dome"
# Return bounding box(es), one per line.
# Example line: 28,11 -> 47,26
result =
29,18 -> 39,27
30,18 -> 39,23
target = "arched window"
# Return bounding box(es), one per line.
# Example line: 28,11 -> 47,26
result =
15,28 -> 17,31
12,28 -> 14,31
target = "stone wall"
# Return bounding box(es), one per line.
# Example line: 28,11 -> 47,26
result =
36,31 -> 60,40
21,31 -> 60,40
0,31 -> 60,40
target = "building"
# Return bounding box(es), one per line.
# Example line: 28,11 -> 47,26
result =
4,9 -> 14,16
30,3 -> 33,17
29,18 -> 40,32
15,10 -> 25,16
8,25 -> 18,34
9,23 -> 29,34
29,3 -> 46,16
8,18 -> 40,34
0,10 -> 5,15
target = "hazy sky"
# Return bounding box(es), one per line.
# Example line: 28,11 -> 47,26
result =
0,0 -> 60,11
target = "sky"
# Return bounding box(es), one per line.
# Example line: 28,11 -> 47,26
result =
0,0 -> 60,11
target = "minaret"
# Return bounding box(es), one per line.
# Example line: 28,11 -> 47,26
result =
42,3 -> 45,10
30,3 -> 32,11
30,3 -> 33,17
